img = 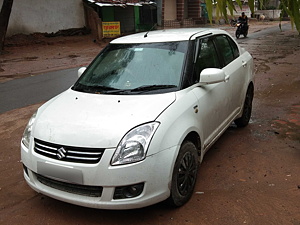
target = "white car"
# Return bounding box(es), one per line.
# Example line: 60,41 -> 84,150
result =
21,28 -> 254,209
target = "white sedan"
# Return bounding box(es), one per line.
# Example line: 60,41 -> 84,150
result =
21,28 -> 254,209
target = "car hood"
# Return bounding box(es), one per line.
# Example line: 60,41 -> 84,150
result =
33,89 -> 175,148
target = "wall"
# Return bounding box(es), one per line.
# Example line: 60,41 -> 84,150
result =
212,4 -> 251,18
0,0 -> 85,36
83,2 -> 101,40
155,0 -> 162,26
164,0 -> 176,20
232,4 -> 252,17
188,0 -> 201,19
255,10 -> 281,19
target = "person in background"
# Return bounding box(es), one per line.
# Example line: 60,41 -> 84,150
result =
239,12 -> 248,26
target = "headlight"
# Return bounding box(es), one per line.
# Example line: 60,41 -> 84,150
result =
21,112 -> 37,148
111,122 -> 160,166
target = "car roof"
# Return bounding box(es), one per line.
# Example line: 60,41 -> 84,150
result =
111,28 -> 228,44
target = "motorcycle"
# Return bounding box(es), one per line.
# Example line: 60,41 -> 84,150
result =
235,20 -> 249,39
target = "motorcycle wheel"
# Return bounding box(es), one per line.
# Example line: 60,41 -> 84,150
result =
235,30 -> 240,39
243,30 -> 248,37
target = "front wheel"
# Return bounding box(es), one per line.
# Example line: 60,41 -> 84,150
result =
234,85 -> 254,127
235,29 -> 240,39
167,141 -> 198,207
243,29 -> 248,37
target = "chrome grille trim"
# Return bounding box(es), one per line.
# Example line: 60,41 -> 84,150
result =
67,150 -> 101,155
36,142 -> 57,150
35,146 -> 57,156
34,139 -> 105,164
66,155 -> 99,160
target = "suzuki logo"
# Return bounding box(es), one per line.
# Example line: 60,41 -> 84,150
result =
57,147 -> 67,160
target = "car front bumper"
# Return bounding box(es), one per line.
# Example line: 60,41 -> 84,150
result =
21,142 -> 177,209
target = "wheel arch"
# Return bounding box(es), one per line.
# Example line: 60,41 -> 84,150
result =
182,131 -> 202,162
238,80 -> 254,115
243,81 -> 254,104
248,81 -> 254,94
234,81 -> 255,127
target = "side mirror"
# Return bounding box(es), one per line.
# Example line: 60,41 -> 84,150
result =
78,67 -> 86,77
199,68 -> 227,85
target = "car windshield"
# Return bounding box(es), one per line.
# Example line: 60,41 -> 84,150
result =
72,41 -> 188,94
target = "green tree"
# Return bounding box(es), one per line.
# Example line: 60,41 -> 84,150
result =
205,0 -> 300,35
280,0 -> 300,33
0,0 -> 14,53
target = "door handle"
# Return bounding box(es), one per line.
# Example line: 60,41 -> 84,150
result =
225,75 -> 230,82
242,61 -> 247,67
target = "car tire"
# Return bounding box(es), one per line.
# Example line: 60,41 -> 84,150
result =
167,141 -> 198,207
234,85 -> 254,127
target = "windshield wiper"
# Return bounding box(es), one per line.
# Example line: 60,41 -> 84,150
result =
103,85 -> 177,94
130,85 -> 177,92
73,84 -> 121,93
91,85 -> 119,91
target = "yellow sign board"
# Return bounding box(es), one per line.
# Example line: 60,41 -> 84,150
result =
102,22 -> 121,38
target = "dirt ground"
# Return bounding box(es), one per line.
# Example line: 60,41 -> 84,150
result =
0,21 -> 299,225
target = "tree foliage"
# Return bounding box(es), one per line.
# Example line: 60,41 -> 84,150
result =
280,0 -> 300,33
206,0 -> 300,35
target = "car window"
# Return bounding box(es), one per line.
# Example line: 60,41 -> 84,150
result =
227,36 -> 240,59
73,41 -> 189,94
194,37 -> 221,77
214,35 -> 238,66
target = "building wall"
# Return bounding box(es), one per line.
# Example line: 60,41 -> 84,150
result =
188,0 -> 201,18
255,10 -> 281,19
1,0 -> 85,36
210,4 -> 251,18
177,0 -> 184,21
155,0 -> 162,26
164,0 -> 177,20
231,4 -> 252,17
162,0 -> 202,27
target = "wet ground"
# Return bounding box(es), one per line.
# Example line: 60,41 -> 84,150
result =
0,21 -> 299,224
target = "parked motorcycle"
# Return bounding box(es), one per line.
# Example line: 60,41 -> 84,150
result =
235,20 -> 249,39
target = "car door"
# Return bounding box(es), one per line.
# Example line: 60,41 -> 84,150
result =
214,34 -> 246,117
192,36 -> 232,149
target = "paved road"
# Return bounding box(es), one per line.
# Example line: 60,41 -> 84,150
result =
0,23 -> 291,114
0,67 -> 79,113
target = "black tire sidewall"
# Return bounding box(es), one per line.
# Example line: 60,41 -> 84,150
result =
168,141 -> 198,207
235,85 -> 254,127
236,30 -> 240,39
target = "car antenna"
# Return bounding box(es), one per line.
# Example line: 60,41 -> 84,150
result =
144,23 -> 157,38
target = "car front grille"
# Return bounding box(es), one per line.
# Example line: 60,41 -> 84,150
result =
34,139 -> 105,164
36,173 -> 103,197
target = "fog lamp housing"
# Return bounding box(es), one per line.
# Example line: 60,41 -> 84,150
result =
113,183 -> 144,199
23,164 -> 29,177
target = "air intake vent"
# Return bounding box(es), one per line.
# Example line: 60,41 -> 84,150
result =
36,173 -> 103,197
